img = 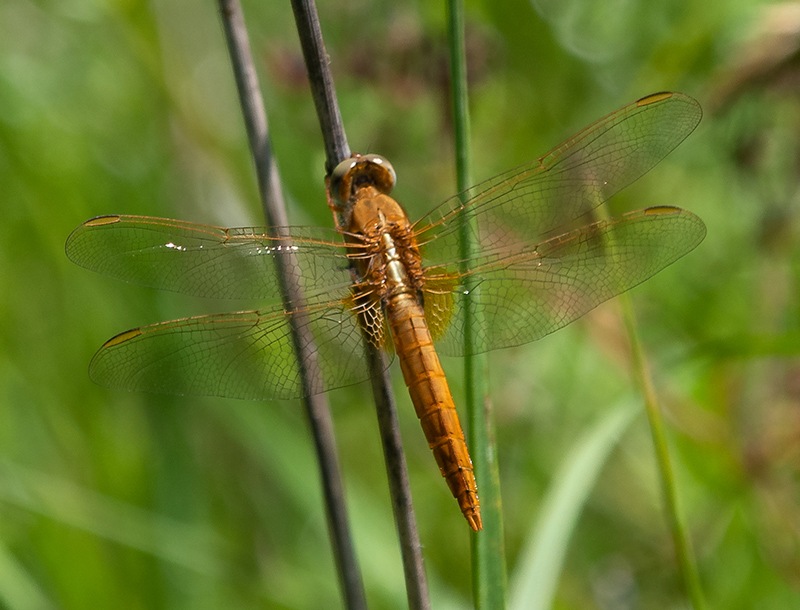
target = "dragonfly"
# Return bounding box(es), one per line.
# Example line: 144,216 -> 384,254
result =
66,91 -> 705,532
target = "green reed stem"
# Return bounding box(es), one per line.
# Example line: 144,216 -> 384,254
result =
445,1 -> 507,607
619,295 -> 707,610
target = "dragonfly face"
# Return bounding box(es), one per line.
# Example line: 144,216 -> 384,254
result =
66,91 -> 706,531
330,153 -> 397,205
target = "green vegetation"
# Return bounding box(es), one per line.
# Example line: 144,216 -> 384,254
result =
1,0 -> 798,608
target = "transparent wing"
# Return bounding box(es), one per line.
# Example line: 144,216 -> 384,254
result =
89,299 -> 391,400
66,215 -> 353,305
415,92 -> 702,265
423,207 -> 706,356
70,93 -> 704,396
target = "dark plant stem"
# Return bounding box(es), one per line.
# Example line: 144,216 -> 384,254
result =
365,346 -> 431,610
289,0 -> 350,172
217,2 -> 366,608
289,1 -> 431,608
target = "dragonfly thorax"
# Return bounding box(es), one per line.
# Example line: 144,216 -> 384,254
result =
346,191 -> 408,236
343,189 -> 425,299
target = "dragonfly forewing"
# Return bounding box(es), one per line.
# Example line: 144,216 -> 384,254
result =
66,215 -> 354,306
416,92 -> 702,267
424,206 -> 706,356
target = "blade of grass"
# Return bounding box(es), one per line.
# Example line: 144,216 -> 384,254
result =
0,460 -> 226,573
509,400 -> 638,610
619,295 -> 707,610
587,160 -> 706,609
289,1 -> 430,607
0,539 -> 56,610
217,2 -> 367,607
445,0 -> 507,606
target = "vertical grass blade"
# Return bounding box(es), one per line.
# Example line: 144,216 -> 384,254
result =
509,402 -> 638,610
218,2 -> 367,607
445,0 -> 507,606
620,296 -> 708,610
289,1 -> 430,606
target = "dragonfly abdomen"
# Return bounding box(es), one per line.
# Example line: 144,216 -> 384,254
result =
386,291 -> 482,531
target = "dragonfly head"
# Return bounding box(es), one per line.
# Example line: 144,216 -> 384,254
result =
330,154 -> 396,205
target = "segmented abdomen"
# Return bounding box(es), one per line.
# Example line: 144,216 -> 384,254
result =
386,292 -> 482,531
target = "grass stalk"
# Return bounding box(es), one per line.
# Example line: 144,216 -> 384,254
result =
289,1 -> 430,607
445,1 -> 507,606
218,2 -> 367,607
509,401 -> 638,610
619,295 -> 707,610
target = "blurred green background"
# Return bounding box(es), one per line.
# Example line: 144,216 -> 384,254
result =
2,0 -> 799,608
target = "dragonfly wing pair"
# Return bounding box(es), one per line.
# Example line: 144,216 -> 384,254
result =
67,92 -> 705,400
66,216 -> 374,399
416,92 -> 704,355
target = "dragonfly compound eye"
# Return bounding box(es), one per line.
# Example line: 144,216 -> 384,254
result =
330,154 -> 397,204
330,157 -> 359,205
360,154 -> 397,194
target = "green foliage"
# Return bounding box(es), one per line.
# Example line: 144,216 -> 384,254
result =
1,0 -> 798,607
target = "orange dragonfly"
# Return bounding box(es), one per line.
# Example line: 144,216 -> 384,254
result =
66,91 -> 705,531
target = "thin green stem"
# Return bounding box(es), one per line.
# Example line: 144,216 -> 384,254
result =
620,296 -> 707,610
445,1 -> 507,607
